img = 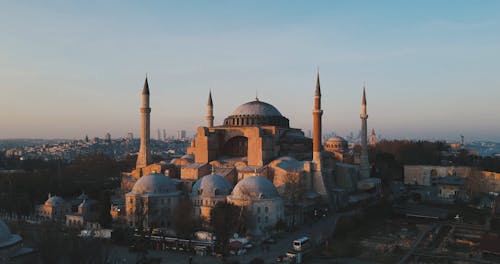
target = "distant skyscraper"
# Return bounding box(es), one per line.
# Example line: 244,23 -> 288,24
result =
105,132 -> 111,142
163,129 -> 167,141
127,132 -> 134,140
308,130 -> 312,138
157,129 -> 161,141
370,128 -> 376,146
177,130 -> 187,140
136,77 -> 152,169
360,83 -> 370,179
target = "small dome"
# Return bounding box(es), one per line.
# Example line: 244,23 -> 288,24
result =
192,174 -> 233,197
78,199 -> 95,208
326,136 -> 347,143
131,173 -> 177,194
77,193 -> 89,201
181,154 -> 194,161
45,195 -> 65,207
0,220 -> 12,244
230,176 -> 279,200
232,100 -> 282,117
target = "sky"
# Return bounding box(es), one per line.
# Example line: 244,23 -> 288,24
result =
0,1 -> 499,142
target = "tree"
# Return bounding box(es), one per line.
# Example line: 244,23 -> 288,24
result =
99,190 -> 113,228
173,198 -> 199,238
465,169 -> 491,197
281,170 -> 306,228
211,202 -> 242,253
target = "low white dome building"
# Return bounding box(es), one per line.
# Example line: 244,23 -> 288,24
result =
227,175 -> 284,237
126,173 -> 182,228
191,172 -> 233,225
35,194 -> 70,222
325,136 -> 348,152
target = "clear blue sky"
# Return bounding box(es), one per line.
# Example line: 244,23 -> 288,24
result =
0,1 -> 499,141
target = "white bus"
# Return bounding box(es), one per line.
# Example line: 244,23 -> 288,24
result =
292,236 -> 310,252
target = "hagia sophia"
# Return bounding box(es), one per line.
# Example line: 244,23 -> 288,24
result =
116,73 -> 381,238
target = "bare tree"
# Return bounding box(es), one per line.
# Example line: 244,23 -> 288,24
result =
173,198 -> 200,238
466,169 -> 491,197
281,170 -> 306,228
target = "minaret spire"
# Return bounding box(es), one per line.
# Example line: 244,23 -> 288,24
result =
206,90 -> 214,127
370,128 -> 377,146
136,76 -> 152,170
312,71 -> 323,164
360,82 -> 370,179
315,71 -> 321,96
142,75 -> 150,95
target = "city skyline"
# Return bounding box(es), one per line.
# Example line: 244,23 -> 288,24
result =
1,1 -> 499,141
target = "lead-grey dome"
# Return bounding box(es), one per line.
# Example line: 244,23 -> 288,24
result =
0,220 -> 12,244
326,136 -> 347,143
45,195 -> 65,207
230,176 -> 279,200
224,100 -> 290,127
192,173 -> 233,197
232,100 -> 283,116
131,173 -> 177,194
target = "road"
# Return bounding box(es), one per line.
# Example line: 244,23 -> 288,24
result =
228,211 -> 356,263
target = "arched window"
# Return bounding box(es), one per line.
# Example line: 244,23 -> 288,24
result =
265,206 -> 269,213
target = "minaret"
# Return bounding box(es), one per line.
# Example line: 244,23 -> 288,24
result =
370,128 -> 377,146
312,72 -> 323,165
359,83 -> 370,179
136,77 -> 152,169
206,90 -> 214,127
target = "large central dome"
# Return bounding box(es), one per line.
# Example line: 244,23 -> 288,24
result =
232,100 -> 283,117
223,99 -> 290,127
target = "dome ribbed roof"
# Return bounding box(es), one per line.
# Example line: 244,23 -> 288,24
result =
230,176 -> 279,200
232,100 -> 282,117
131,173 -> 177,194
326,136 -> 347,143
192,173 -> 233,197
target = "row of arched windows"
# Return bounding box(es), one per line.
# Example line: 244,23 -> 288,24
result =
223,115 -> 289,127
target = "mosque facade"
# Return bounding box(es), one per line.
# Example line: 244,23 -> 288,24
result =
120,73 -> 379,237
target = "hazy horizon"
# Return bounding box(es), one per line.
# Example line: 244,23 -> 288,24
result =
1,1 -> 499,141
